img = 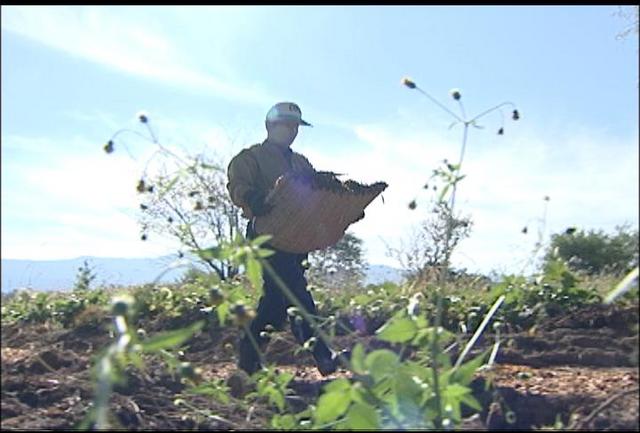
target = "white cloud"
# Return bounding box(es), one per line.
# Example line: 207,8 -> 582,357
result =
300,120 -> 639,275
1,6 -> 275,107
1,133 -> 186,260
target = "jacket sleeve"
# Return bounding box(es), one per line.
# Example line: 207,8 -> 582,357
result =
227,149 -> 259,217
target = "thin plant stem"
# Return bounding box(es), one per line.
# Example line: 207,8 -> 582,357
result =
470,101 -> 517,124
415,87 -> 464,123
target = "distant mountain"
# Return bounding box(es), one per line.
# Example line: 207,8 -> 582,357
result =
1,256 -> 190,293
364,264 -> 405,286
1,257 -> 404,293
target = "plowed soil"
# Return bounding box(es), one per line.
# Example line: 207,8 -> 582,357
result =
2,303 -> 638,430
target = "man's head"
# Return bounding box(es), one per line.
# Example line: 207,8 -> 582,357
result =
265,102 -> 312,147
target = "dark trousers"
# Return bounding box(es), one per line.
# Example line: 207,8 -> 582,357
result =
239,221 -> 332,368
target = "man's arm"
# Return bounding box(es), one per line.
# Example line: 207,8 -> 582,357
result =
227,149 -> 259,218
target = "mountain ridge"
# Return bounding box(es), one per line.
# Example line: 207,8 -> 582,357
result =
1,256 -> 403,293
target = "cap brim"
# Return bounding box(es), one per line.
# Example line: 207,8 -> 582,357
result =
299,119 -> 312,127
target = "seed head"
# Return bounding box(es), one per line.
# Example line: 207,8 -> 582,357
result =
209,288 -> 224,306
497,127 -> 504,135
408,200 -> 417,210
450,88 -> 461,101
522,226 -> 528,234
136,179 -> 146,193
140,203 -> 148,210
231,303 -> 255,326
137,112 -> 148,123
512,109 -> 520,121
111,294 -> 134,317
194,201 -> 204,211
141,234 -> 147,241
565,227 -> 577,235
401,77 -> 417,89
104,140 -> 114,154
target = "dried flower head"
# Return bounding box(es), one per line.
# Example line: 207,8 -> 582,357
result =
450,88 -> 461,100
141,234 -> 147,241
497,127 -> 504,135
209,288 -> 224,306
522,226 -> 528,234
111,294 -> 134,317
103,140 -> 114,154
408,200 -> 417,210
136,179 -> 146,193
194,201 -> 204,211
137,111 -> 148,123
231,303 -> 255,326
402,77 -> 417,89
565,227 -> 577,235
512,109 -> 520,121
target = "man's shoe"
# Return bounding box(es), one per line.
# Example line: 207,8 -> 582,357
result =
316,350 -> 351,376
238,357 -> 262,376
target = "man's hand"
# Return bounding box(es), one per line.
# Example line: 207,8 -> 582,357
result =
244,190 -> 273,217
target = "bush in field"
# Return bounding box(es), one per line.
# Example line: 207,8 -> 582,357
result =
74,259 -> 97,291
388,200 -> 472,283
544,224 -> 638,276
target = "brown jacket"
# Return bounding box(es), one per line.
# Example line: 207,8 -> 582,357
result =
227,140 -> 315,218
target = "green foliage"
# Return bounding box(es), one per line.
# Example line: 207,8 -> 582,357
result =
388,200 -> 473,283
544,225 -> 638,276
74,259 -> 97,291
308,232 -> 367,290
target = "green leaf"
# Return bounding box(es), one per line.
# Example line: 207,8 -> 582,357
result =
271,414 -> 296,429
444,383 -> 471,399
276,372 -> 294,388
217,301 -> 230,325
324,378 -> 351,393
365,350 -> 399,381
256,248 -> 275,258
188,383 -> 230,404
267,387 -> 285,412
159,175 -> 180,199
200,162 -> 218,170
140,321 -> 204,352
196,246 -> 221,261
251,234 -> 273,247
351,343 -> 366,374
314,391 -> 352,424
460,393 -> 482,412
345,402 -> 379,430
451,350 -> 488,386
438,184 -> 451,203
375,312 -> 417,343
246,258 -> 263,291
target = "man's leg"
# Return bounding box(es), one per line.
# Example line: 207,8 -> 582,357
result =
238,251 -> 288,375
281,253 -> 333,365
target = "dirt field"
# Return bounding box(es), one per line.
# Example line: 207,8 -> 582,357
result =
2,303 -> 638,430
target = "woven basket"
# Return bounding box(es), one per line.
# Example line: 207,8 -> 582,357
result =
254,171 -> 387,253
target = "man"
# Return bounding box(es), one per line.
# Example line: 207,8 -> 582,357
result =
226,102 -> 345,376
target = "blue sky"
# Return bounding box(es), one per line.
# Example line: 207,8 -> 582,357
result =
2,6 -> 638,276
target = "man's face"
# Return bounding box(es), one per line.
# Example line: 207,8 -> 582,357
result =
268,120 -> 299,147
